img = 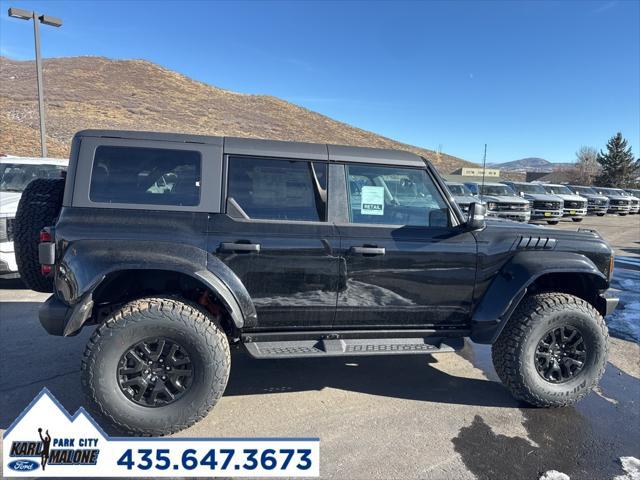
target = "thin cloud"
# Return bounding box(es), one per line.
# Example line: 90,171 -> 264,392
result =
592,1 -> 618,14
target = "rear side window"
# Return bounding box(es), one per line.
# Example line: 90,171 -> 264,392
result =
227,156 -> 327,221
90,146 -> 201,206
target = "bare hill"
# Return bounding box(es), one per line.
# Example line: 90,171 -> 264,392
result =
0,56 -> 473,171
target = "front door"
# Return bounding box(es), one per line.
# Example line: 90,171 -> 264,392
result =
209,155 -> 340,330
333,163 -> 477,329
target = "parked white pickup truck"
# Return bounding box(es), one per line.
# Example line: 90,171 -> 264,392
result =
0,156 -> 67,277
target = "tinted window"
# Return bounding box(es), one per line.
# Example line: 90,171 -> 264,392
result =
90,146 -> 201,206
227,157 -> 327,221
1,163 -> 65,193
346,164 -> 448,227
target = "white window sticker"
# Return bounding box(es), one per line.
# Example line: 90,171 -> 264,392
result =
361,186 -> 384,215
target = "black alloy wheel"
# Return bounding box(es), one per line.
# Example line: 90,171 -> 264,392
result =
534,326 -> 586,383
118,337 -> 193,407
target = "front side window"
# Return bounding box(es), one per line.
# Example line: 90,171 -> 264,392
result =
346,164 -> 448,227
90,146 -> 201,206
227,156 -> 327,221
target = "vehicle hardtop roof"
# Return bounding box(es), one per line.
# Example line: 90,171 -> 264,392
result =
0,156 -> 68,166
74,129 -> 426,167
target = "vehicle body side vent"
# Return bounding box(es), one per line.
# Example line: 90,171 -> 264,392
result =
517,236 -> 556,250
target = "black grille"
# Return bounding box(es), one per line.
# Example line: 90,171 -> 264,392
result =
494,203 -> 528,212
6,218 -> 15,241
611,199 -> 629,206
589,199 -> 607,206
533,201 -> 561,210
565,200 -> 586,209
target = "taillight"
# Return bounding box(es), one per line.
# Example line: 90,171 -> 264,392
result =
40,229 -> 52,242
41,264 -> 52,275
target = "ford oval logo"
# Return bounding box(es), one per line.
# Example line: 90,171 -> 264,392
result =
8,459 -> 39,471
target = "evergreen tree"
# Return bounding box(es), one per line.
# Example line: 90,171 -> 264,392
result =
596,132 -> 639,187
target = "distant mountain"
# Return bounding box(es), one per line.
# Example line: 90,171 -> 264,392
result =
0,56 -> 475,173
489,157 -> 554,172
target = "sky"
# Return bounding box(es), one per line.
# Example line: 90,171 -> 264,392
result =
0,0 -> 638,164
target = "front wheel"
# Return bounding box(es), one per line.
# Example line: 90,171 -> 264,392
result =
546,220 -> 559,225
619,213 -> 628,216
492,293 -> 608,407
571,217 -> 583,222
597,213 -> 606,217
81,297 -> 230,436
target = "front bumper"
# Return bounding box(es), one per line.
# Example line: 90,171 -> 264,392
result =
597,291 -> 619,317
588,205 -> 608,214
563,208 -> 587,217
39,294 -> 94,336
487,211 -> 531,222
0,241 -> 17,275
531,209 -> 563,219
608,205 -> 630,213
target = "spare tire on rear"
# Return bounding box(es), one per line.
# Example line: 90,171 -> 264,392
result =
14,178 -> 65,292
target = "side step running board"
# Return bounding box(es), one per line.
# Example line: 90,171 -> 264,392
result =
243,337 -> 464,359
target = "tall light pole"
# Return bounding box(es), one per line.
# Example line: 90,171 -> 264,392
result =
7,7 -> 62,158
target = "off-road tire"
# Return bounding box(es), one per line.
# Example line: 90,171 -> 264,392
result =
546,220 -> 559,225
14,178 -> 65,292
81,297 -> 230,436
571,217 -> 583,222
492,292 -> 608,407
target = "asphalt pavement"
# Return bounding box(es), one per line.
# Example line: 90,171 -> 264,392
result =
0,214 -> 638,479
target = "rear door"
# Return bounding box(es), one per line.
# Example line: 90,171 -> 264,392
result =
208,141 -> 340,330
331,159 -> 477,329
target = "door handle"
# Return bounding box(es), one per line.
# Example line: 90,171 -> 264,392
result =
220,242 -> 261,253
350,246 -> 385,256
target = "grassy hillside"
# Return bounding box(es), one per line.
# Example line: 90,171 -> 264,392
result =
0,56 -> 474,172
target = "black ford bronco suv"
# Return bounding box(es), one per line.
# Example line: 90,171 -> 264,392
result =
15,130 -> 618,436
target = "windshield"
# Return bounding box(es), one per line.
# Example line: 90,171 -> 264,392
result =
594,188 -> 618,195
570,186 -> 596,195
446,183 -> 472,196
478,184 -> 515,196
513,183 -> 548,194
543,184 -> 573,195
0,163 -> 65,192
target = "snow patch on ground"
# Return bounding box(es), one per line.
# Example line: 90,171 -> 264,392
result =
539,471 -> 570,480
615,456 -> 640,480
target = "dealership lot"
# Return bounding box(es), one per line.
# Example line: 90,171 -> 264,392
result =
0,214 -> 638,479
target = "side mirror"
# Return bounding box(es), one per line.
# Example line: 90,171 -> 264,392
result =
467,202 -> 486,230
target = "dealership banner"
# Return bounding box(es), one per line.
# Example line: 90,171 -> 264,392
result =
3,388 -> 319,477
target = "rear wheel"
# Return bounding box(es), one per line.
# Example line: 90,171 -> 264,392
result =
14,178 -> 64,292
492,293 -> 608,407
81,297 -> 230,435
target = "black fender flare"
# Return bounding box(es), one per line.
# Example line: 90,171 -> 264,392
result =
470,251 -> 607,344
54,240 -> 256,335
